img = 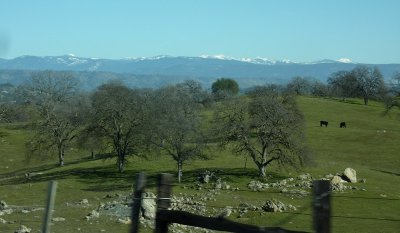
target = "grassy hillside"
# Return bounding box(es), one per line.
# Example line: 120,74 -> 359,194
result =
0,96 -> 399,233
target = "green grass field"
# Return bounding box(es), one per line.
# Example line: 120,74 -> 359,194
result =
0,96 -> 399,233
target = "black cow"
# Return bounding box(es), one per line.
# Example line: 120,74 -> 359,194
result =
320,121 -> 328,127
340,122 -> 346,128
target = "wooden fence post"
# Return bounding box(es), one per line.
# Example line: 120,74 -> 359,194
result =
130,172 -> 146,233
42,180 -> 57,233
313,180 -> 331,233
154,173 -> 174,233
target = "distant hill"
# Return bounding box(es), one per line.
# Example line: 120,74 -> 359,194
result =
0,55 -> 399,89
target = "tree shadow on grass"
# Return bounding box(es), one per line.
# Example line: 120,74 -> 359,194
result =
0,152 -> 116,180
1,162 -> 293,194
0,163 -> 152,192
371,169 -> 400,176
330,97 -> 363,105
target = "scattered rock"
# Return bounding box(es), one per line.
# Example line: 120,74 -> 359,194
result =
298,173 -> 312,181
324,174 -> 334,179
104,193 -> 122,199
0,208 -> 13,215
0,200 -> 8,210
262,199 -> 296,212
14,225 -> 31,233
281,188 -> 308,196
214,179 -> 222,189
0,217 -> 7,224
85,210 -> 100,220
238,202 -> 259,218
216,206 -> 232,218
248,180 -> 269,191
117,217 -> 131,224
98,202 -> 131,219
52,217 -> 66,222
296,180 -> 312,189
343,168 -> 357,183
79,199 -> 89,205
221,182 -> 230,190
331,175 -> 344,185
199,170 -> 215,183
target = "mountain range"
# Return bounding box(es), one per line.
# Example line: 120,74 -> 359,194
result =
0,55 -> 399,89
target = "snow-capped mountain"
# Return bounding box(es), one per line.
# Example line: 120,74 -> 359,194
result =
0,55 -> 398,89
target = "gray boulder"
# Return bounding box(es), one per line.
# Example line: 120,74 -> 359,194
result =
343,168 -> 357,183
216,206 -> 232,218
85,210 -> 99,220
14,225 -> 31,233
141,192 -> 156,220
297,173 -> 312,181
262,199 -> 296,212
0,200 -> 7,210
248,180 -> 269,191
331,175 -> 344,184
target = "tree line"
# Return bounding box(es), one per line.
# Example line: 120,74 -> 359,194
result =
0,66 -> 399,180
285,65 -> 400,105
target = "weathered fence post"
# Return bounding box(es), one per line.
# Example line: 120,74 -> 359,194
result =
155,173 -> 174,233
313,180 -> 331,233
130,172 -> 146,233
42,180 -> 57,233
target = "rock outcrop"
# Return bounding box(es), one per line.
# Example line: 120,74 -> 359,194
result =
343,168 -> 357,183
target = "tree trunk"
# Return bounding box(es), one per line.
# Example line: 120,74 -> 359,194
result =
58,145 -> 64,166
118,160 -> 124,173
258,164 -> 266,177
91,150 -> 95,159
364,97 -> 368,105
118,153 -> 125,173
177,160 -> 183,183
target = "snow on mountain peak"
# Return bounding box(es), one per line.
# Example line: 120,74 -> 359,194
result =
337,58 -> 352,63
200,54 -> 234,60
200,54 -> 291,65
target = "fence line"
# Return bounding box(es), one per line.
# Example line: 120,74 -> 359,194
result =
25,175 -> 399,233
167,183 -> 400,201
147,173 -> 321,233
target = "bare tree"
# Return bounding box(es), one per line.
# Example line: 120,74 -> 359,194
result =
176,80 -> 210,105
25,71 -> 79,166
148,85 -> 206,183
214,92 -> 308,177
352,65 -> 385,105
310,80 -> 329,97
286,76 -> 312,95
327,70 -> 359,101
69,93 -> 107,159
91,83 -> 147,173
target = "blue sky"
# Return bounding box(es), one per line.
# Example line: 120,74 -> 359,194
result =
1,0 -> 399,63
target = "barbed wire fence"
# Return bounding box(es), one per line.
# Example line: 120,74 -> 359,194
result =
3,173 -> 399,233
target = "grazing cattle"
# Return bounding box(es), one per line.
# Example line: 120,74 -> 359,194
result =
320,121 -> 328,127
340,122 -> 346,128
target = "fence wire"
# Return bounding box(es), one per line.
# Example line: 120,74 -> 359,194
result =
130,190 -> 400,224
